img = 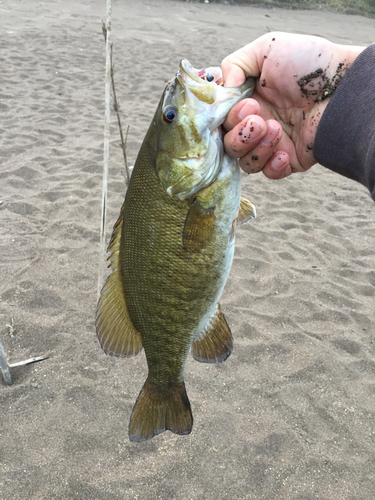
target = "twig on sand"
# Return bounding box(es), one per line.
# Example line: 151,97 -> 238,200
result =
6,317 -> 15,337
0,340 -> 48,386
8,356 -> 48,368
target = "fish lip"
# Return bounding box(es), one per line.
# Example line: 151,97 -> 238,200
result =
179,59 -> 202,83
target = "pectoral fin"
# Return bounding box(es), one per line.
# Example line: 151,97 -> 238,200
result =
237,196 -> 256,226
183,198 -> 216,252
192,305 -> 233,363
96,204 -> 142,357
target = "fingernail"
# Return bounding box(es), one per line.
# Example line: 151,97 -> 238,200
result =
271,152 -> 288,171
260,122 -> 279,146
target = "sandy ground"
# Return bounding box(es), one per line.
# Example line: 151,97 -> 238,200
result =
1,0 -> 375,498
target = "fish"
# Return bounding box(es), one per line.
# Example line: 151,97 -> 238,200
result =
96,60 -> 256,442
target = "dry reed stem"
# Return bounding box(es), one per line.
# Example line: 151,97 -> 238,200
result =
98,1 -> 112,299
110,43 -> 131,185
98,4 -> 130,299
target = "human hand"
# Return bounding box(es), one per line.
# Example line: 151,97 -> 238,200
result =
221,32 -> 364,178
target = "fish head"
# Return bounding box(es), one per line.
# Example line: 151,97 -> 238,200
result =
155,59 -> 254,200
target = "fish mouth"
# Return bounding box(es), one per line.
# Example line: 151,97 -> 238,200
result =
177,59 -> 254,126
178,59 -> 254,98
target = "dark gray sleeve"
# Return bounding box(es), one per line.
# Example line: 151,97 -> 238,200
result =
314,44 -> 375,201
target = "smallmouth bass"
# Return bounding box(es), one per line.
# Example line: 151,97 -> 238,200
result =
96,60 -> 255,442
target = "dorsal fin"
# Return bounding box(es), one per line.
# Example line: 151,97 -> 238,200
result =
183,198 -> 216,252
237,196 -> 256,226
192,305 -> 233,363
96,203 -> 142,357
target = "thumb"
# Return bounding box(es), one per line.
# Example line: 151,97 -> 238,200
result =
221,41 -> 262,87
221,61 -> 246,87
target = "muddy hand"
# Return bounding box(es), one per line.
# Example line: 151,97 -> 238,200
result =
222,32 -> 364,179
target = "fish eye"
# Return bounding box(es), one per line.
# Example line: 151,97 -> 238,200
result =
206,73 -> 214,82
163,106 -> 177,124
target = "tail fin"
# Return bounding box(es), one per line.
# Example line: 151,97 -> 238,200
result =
129,379 -> 193,442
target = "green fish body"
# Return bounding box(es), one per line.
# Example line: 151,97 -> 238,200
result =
96,61 -> 255,442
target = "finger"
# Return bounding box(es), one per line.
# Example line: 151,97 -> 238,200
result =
224,115 -> 266,159
239,120 -> 282,173
262,151 -> 292,179
223,98 -> 261,131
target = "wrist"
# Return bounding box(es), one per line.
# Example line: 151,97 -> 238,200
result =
340,45 -> 366,66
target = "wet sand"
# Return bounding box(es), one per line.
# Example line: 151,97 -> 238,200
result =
1,0 -> 375,498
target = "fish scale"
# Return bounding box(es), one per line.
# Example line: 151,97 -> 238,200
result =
123,144 -> 233,382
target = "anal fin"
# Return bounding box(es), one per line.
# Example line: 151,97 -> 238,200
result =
192,305 -> 233,363
129,379 -> 193,442
96,204 -> 142,357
